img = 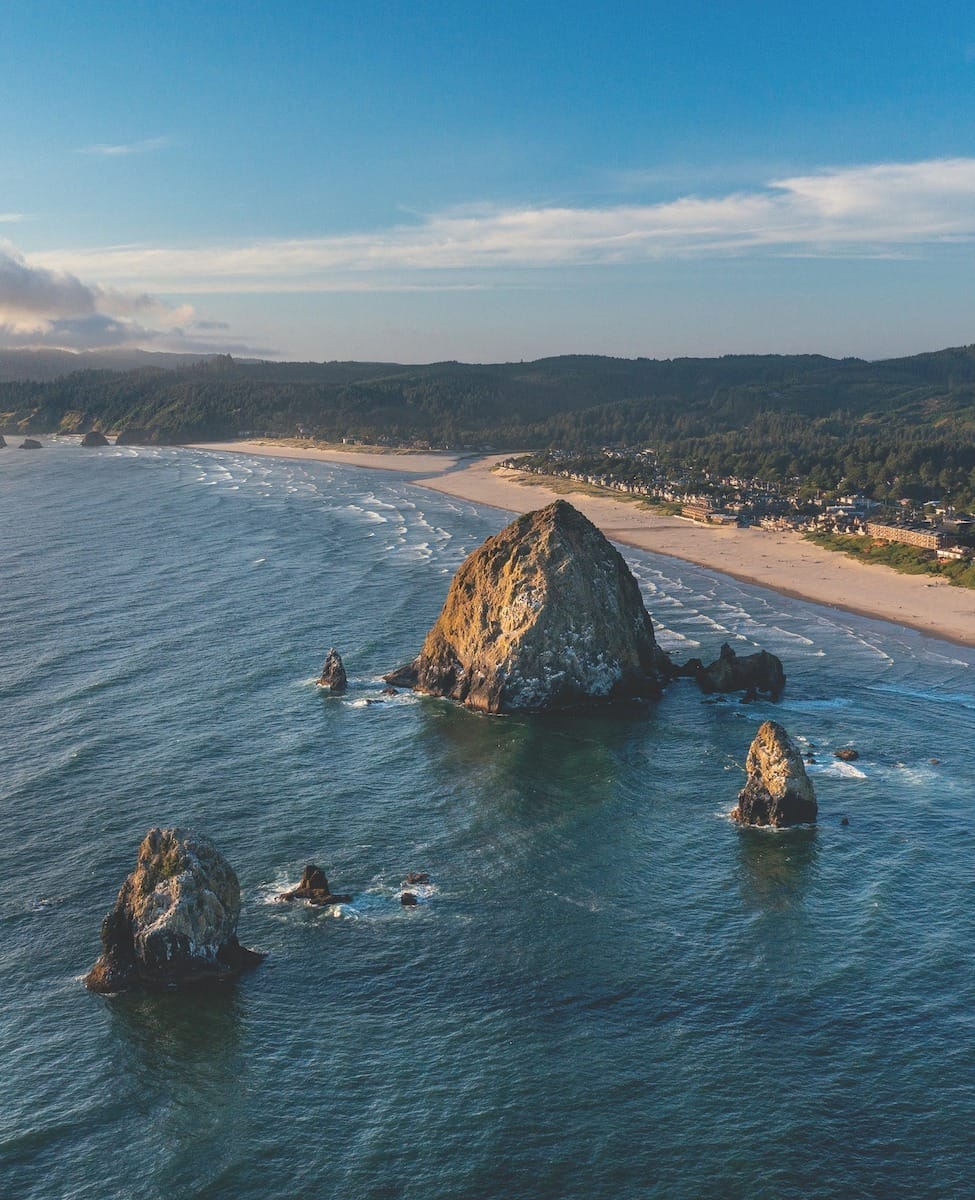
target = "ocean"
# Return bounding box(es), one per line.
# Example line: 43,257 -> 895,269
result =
2,439 -> 974,1200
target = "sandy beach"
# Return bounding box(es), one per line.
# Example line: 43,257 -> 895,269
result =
190,440 -> 975,647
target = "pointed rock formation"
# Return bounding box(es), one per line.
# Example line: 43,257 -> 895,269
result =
0,434 -> 7,448
316,647 -> 348,692
385,500 -> 673,713
85,828 -> 264,993
280,864 -> 351,905
732,720 -> 817,827
81,430 -> 110,447
692,643 -> 785,699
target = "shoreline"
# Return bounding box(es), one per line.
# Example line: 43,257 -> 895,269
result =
189,440 -> 975,648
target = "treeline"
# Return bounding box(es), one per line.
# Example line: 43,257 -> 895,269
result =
5,346 -> 975,505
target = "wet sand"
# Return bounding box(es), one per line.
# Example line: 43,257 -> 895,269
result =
190,440 -> 975,647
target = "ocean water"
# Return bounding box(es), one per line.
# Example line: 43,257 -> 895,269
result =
2,439 -> 974,1200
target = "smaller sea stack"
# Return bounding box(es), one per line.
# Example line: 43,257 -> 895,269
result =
81,430 -> 110,447
19,438 -> 42,449
280,864 -> 351,905
692,643 -> 785,699
732,720 -> 817,827
316,647 -> 348,692
85,827 -> 264,993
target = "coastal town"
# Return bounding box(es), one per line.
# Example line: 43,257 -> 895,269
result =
501,449 -> 975,563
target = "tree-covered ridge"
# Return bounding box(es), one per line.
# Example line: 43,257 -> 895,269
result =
4,345 -> 975,505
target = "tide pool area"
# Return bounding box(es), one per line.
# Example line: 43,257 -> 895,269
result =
2,440 -> 974,1200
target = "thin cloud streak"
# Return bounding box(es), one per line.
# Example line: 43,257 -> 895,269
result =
78,135 -> 174,157
29,157 -> 975,293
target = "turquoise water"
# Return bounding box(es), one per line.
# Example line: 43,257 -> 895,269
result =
2,440 -> 974,1199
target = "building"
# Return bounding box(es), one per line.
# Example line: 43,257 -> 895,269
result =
865,522 -> 950,550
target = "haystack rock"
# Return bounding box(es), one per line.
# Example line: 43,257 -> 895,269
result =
694,643 -> 785,699
81,430 -> 110,447
316,647 -> 347,692
85,827 -> 264,993
732,720 -> 817,827
385,500 -> 673,713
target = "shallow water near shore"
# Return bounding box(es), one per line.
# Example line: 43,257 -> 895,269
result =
2,440 -> 974,1199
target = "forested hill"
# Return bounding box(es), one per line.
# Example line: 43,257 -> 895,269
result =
5,346 -> 975,501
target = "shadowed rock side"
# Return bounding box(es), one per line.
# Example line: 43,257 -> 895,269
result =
0,434 -> 6,447
316,647 -> 347,692
686,643 -> 786,699
81,430 -> 110,446
85,827 -> 264,993
386,500 -> 673,713
280,864 -> 351,905
19,438 -> 41,449
732,720 -> 817,827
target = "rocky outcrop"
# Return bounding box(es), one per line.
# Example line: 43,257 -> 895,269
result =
19,438 -> 42,449
85,828 -> 264,993
732,720 -> 817,827
0,434 -> 6,448
834,747 -> 859,761
81,430 -> 110,447
115,427 -> 154,446
316,647 -> 347,692
280,864 -> 351,905
691,643 -> 785,699
385,500 -> 673,713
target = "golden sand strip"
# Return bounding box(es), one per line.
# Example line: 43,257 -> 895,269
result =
189,441 -> 975,648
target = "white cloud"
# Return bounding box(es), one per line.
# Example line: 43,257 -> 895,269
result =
0,241 -> 269,353
78,135 -> 173,157
27,157 -> 975,294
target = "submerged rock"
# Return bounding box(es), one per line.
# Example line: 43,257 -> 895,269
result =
693,643 -> 785,699
85,827 -> 264,993
280,864 -> 351,905
732,720 -> 817,827
19,438 -> 42,449
81,430 -> 110,447
385,500 -> 673,713
316,647 -> 348,692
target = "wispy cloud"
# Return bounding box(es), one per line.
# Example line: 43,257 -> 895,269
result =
29,157 -> 975,294
77,135 -> 174,157
0,213 -> 27,223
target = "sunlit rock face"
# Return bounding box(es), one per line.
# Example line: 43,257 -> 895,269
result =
732,720 -> 817,827
85,827 -> 263,993
386,500 -> 673,713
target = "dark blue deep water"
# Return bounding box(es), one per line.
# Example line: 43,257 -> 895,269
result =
2,440 -> 974,1199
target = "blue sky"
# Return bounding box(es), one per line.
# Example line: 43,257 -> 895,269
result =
3,0 -> 975,361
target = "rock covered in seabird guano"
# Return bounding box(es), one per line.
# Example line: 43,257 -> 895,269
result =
732,720 -> 817,827
280,864 -> 351,905
81,430 -> 110,447
85,827 -> 264,993
316,647 -> 348,692
385,500 -> 673,713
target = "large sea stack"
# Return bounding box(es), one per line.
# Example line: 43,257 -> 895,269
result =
385,500 -> 673,713
732,720 -> 817,827
85,827 -> 264,993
